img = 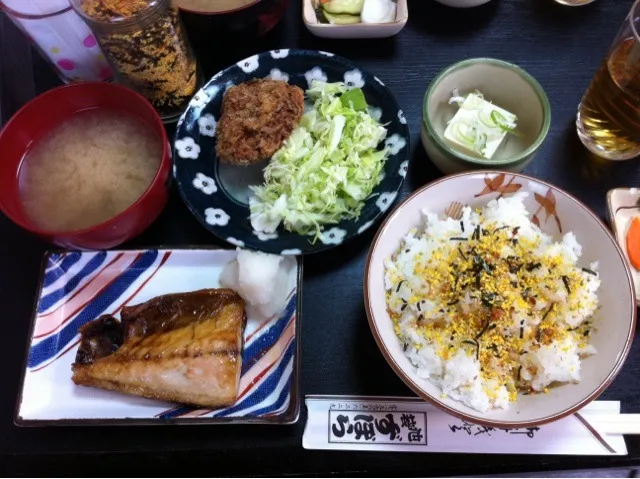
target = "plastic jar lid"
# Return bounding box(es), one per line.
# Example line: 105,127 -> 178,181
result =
69,0 -> 165,24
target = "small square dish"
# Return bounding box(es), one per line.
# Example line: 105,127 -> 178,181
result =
16,248 -> 302,425
302,0 -> 408,39
607,188 -> 640,306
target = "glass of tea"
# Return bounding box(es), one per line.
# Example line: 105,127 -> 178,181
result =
577,0 -> 640,160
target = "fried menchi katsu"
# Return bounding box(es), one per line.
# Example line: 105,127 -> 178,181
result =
215,79 -> 305,166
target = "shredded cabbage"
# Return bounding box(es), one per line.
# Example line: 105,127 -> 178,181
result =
249,80 -> 389,240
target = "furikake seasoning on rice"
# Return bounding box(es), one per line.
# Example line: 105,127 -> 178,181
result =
384,193 -> 600,413
76,0 -> 199,119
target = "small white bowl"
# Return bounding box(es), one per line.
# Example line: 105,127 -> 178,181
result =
607,187 -> 640,306
422,58 -> 551,175
365,171 -> 636,428
433,0 -> 492,6
302,0 -> 408,39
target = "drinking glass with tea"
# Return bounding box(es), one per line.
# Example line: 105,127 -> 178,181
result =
577,0 -> 640,160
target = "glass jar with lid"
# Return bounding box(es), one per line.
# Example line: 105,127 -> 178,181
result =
70,0 -> 201,122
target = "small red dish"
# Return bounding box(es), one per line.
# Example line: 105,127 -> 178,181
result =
0,82 -> 171,250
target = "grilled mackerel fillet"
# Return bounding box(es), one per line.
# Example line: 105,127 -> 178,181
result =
72,289 -> 246,408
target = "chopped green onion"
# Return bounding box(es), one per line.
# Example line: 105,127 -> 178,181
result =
454,122 -> 476,146
448,88 -> 466,106
474,132 -> 488,155
478,109 -> 497,128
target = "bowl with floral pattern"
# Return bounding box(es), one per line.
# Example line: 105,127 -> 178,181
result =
173,49 -> 410,255
365,171 -> 636,428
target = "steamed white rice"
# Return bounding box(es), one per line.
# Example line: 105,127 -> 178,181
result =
384,193 -> 600,412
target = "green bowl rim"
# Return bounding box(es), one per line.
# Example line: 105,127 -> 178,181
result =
422,58 -> 552,166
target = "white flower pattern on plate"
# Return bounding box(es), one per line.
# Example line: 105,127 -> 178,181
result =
368,106 -> 382,122
319,227 -> 347,245
254,230 -> 278,241
357,220 -> 374,235
227,237 -> 245,247
344,70 -> 364,89
270,49 -> 289,59
190,91 -> 209,108
192,172 -> 217,195
398,109 -> 407,124
268,68 -> 289,82
281,249 -> 302,255
398,160 -> 409,178
198,114 -> 217,137
374,76 -> 385,86
205,85 -> 220,98
237,55 -> 259,73
319,51 -> 334,57
376,192 -> 397,212
305,67 -> 327,88
385,134 -> 407,155
205,208 -> 230,226
176,137 -> 201,159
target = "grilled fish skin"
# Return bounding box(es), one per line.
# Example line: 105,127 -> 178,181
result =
72,289 -> 246,408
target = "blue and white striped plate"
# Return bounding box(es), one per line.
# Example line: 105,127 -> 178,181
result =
16,248 -> 302,425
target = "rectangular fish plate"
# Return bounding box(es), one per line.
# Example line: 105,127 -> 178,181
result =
16,248 -> 302,426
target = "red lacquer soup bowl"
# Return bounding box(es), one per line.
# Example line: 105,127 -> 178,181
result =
0,82 -> 171,250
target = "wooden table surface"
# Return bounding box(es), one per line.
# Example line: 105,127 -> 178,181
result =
1,0 -> 640,476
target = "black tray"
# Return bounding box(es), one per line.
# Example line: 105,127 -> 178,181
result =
1,1 -> 640,476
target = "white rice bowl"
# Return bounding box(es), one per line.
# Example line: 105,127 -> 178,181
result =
365,172 -> 636,427
384,193 -> 600,413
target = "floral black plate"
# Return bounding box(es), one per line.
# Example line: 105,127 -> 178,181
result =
173,49 -> 410,255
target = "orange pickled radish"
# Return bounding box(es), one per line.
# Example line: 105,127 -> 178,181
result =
626,216 -> 640,271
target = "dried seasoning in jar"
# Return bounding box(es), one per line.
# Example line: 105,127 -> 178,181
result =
71,0 -> 201,122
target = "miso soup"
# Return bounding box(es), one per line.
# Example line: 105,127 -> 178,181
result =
172,0 -> 258,13
19,109 -> 162,232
